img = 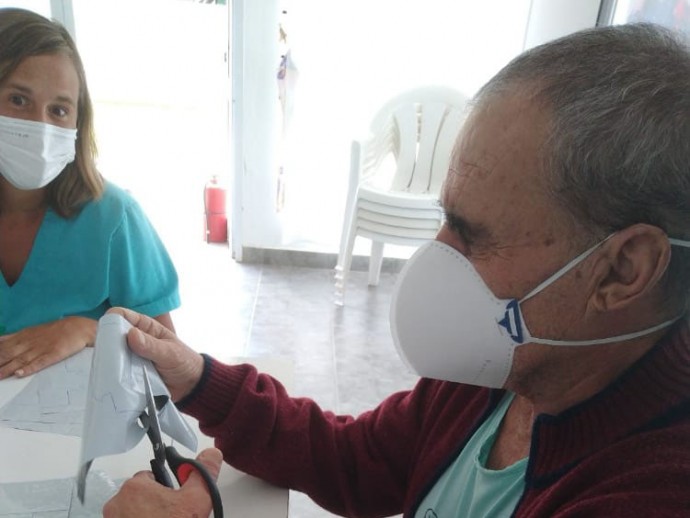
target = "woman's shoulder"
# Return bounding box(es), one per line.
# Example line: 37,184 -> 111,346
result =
98,181 -> 139,208
74,181 -> 143,226
85,181 -> 145,216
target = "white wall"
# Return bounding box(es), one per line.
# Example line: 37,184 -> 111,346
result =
523,0 -> 601,50
0,0 -> 50,16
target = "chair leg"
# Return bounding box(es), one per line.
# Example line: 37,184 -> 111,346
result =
335,215 -> 359,305
335,142 -> 363,305
368,240 -> 384,286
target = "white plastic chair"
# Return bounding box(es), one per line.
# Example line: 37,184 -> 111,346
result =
334,86 -> 469,305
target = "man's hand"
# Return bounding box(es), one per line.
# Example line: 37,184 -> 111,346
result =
0,317 -> 96,379
107,307 -> 205,402
103,448 -> 223,518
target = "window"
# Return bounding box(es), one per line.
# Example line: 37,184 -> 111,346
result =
599,0 -> 690,33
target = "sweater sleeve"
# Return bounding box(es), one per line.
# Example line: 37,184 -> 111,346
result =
179,355 -> 425,518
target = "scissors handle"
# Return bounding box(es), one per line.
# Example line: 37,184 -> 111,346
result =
165,445 -> 224,518
151,458 -> 174,488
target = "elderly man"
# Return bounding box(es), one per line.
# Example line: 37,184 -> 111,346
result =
104,23 -> 690,517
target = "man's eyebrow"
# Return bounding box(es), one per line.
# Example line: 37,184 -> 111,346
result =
442,208 -> 491,241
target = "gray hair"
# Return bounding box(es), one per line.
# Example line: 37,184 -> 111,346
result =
477,23 -> 690,311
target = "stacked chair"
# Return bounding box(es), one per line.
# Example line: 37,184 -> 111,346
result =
334,86 -> 469,305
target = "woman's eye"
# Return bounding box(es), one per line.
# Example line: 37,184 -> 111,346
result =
50,105 -> 68,118
9,94 -> 27,106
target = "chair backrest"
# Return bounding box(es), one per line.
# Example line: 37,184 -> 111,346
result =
367,86 -> 469,195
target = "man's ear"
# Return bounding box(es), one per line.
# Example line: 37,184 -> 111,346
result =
590,224 -> 671,312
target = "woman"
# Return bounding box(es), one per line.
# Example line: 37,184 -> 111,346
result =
0,8 -> 180,379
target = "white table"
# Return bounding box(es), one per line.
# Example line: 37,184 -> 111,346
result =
0,355 -> 293,517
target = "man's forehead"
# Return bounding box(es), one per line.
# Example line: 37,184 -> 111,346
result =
440,94 -> 559,241
453,96 -> 541,164
442,142 -> 512,212
440,165 -> 493,222
455,95 -> 550,179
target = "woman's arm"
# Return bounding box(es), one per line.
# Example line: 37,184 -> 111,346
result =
0,311 -> 175,379
0,316 -> 97,378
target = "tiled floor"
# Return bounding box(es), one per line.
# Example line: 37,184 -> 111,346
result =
170,241 -> 418,518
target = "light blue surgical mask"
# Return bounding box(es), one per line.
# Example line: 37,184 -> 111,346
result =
0,115 -> 77,190
390,235 -> 690,388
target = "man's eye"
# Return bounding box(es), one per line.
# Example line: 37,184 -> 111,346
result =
455,227 -> 474,247
443,213 -> 470,244
446,219 -> 474,247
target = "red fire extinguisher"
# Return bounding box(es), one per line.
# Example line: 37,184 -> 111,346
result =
204,175 -> 228,243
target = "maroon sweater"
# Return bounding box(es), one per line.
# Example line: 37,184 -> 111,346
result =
179,323 -> 690,517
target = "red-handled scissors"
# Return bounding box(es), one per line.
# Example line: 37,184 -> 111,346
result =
139,366 -> 224,518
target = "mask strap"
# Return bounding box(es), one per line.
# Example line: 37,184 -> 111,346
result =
527,317 -> 681,346
519,234 -> 615,304
522,234 -> 690,347
669,238 -> 690,248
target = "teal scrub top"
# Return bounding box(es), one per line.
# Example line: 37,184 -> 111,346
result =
415,392 -> 527,517
0,182 -> 180,334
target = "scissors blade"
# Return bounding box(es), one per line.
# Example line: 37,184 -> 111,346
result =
142,366 -> 166,461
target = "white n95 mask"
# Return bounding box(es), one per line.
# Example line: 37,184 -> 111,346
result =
0,115 -> 77,190
390,238 -> 689,389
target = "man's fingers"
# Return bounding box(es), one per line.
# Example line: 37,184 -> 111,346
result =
107,307 -> 203,402
107,307 -> 178,363
124,326 -> 176,367
196,448 -> 223,480
107,307 -> 174,340
181,448 -> 223,490
106,306 -> 147,327
130,470 -> 157,481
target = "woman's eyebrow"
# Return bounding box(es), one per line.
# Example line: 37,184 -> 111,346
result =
4,82 -> 76,107
54,94 -> 76,107
3,82 -> 31,94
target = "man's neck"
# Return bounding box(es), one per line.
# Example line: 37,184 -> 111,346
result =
508,331 -> 665,417
488,337 -> 656,469
486,394 -> 534,469
489,325 -> 676,469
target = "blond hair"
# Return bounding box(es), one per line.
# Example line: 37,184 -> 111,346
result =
0,7 -> 103,217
